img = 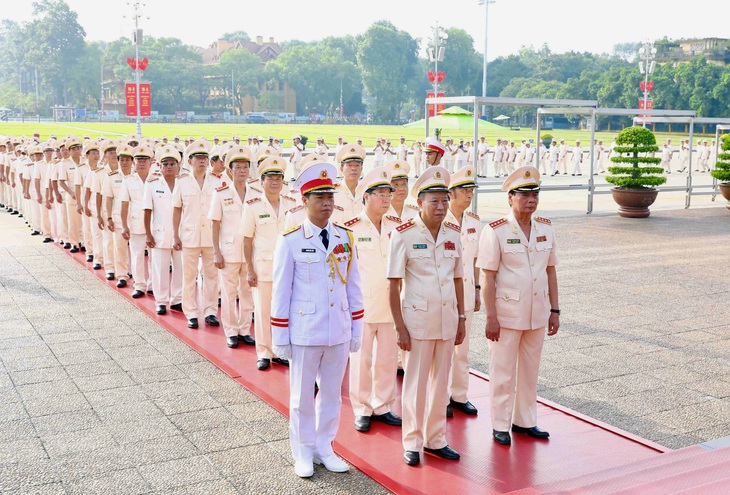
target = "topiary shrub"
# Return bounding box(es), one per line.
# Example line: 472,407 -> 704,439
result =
606,126 -> 667,189
711,134 -> 730,183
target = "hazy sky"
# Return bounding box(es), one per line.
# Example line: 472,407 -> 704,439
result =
7,0 -> 728,60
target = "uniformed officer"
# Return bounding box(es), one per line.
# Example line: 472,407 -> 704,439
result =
334,144 -> 366,220
35,141 -> 55,243
476,165 -> 560,446
57,136 -> 83,252
172,139 -> 220,329
143,145 -> 183,315
208,145 -> 257,348
386,160 -> 419,222
242,155 -> 297,363
270,162 -> 364,478
387,165 -> 466,467
289,135 -> 303,178
101,140 -> 131,288
51,140 -> 69,247
120,144 -> 152,299
423,137 -> 445,168
445,166 -> 482,418
76,141 -> 96,260
346,166 -> 403,433
571,140 -> 584,176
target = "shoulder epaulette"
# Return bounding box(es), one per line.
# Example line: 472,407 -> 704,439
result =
489,218 -> 508,229
333,205 -> 344,211
396,220 -> 416,233
334,223 -> 352,232
282,195 -> 297,202
246,197 -> 261,204
444,222 -> 461,232
176,172 -> 189,179
248,185 -> 262,193
466,211 -> 480,221
108,170 -> 119,176
146,176 -> 159,183
535,216 -> 552,225
247,177 -> 258,183
215,185 -> 228,192
406,204 -> 419,210
288,204 -> 304,214
283,225 -> 301,236
344,217 -> 360,227
385,215 -> 402,224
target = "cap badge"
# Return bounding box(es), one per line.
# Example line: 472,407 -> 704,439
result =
524,170 -> 531,179
466,170 -> 472,176
434,171 -> 442,179
394,163 -> 400,169
319,170 -> 329,179
381,171 -> 388,178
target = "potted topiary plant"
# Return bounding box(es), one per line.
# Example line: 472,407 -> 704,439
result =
711,134 -> 730,209
540,132 -> 553,148
606,126 -> 666,218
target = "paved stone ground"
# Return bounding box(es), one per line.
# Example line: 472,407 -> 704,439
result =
1,202 -> 729,493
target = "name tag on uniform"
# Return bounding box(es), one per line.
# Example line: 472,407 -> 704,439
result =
444,241 -> 456,251
114,179 -> 122,184
301,248 -> 316,253
537,235 -> 547,242
507,239 -> 521,244
412,244 -> 427,249
259,214 -> 270,219
155,190 -> 165,194
358,237 -> 371,242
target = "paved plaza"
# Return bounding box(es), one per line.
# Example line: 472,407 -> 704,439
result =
1,199 -> 729,493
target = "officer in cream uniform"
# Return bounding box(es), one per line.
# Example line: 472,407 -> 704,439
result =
385,160 -> 419,222
387,166 -> 466,467
476,165 -> 560,446
444,166 -> 482,418
346,166 -> 402,433
333,144 -> 366,220
270,162 -> 364,479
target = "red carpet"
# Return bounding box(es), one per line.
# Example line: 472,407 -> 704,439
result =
62,246 -> 675,494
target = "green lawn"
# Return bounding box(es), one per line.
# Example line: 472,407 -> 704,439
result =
0,121 -> 717,147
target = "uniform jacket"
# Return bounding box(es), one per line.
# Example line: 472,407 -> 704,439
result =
171,172 -> 217,248
445,208 -> 483,312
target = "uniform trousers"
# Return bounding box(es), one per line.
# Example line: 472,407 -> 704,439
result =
550,159 -> 559,175
81,210 -> 93,250
479,157 -> 488,177
488,327 -> 545,432
252,281 -> 274,357
55,199 -> 68,242
402,337 -> 454,452
414,157 -> 422,177
349,322 -> 398,417
101,224 -> 117,274
106,215 -> 129,279
151,247 -> 182,307
558,156 -> 568,174
182,247 -> 218,320
449,310 -> 472,403
40,198 -> 52,238
571,159 -> 582,175
219,261 -> 254,338
129,234 -> 150,292
66,198 -> 81,246
30,195 -> 41,232
289,342 -> 349,462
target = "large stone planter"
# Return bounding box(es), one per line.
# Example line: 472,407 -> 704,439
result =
611,187 -> 659,218
720,183 -> 730,210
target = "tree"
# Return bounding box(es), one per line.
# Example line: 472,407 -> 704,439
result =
485,55 -> 530,97
437,28 -> 482,97
357,21 -> 418,121
221,30 -> 250,42
213,48 -> 264,114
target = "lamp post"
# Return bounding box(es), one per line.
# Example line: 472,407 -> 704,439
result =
127,1 -> 147,136
427,23 -> 447,126
638,41 -> 656,127
478,0 -> 496,118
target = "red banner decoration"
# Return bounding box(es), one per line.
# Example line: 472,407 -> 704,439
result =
139,57 -> 149,71
646,81 -> 654,91
437,71 -> 445,83
126,82 -> 152,117
426,91 -> 446,117
639,81 -> 645,91
427,71 -> 435,83
126,57 -> 149,71
638,99 -> 653,110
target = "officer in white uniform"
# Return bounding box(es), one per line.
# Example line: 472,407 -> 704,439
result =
387,166 -> 466,467
345,167 -> 402,433
271,162 -> 364,478
333,144 -> 366,221
289,135 -> 304,178
476,165 -> 560,446
571,140 -> 584,176
101,140 -> 132,288
477,136 -> 490,177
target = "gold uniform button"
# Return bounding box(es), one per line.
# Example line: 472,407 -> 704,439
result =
529,248 -> 533,253
298,311 -> 303,315
437,264 -> 440,268
531,262 -> 535,267
412,304 -> 416,309
419,254 -> 423,259
534,292 -> 537,296
330,303 -> 334,307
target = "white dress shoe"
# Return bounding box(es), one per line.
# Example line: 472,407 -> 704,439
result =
313,454 -> 349,472
294,459 -> 314,478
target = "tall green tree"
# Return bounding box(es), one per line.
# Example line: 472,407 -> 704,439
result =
437,28 -> 482,97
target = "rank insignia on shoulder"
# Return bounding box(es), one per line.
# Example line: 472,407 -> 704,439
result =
146,176 -> 159,183
406,204 -> 420,210
176,172 -> 189,178
215,185 -> 229,192
282,195 -> 296,202
283,225 -> 301,236
247,178 -> 258,183
344,217 -> 360,227
289,205 -> 304,213
385,215 -> 402,223
248,186 -> 262,193
246,197 -> 261,204
444,241 -> 456,251
444,222 -> 461,232
108,170 -> 119,176
396,221 -> 415,233
536,235 -> 547,242
333,205 -> 344,211
535,216 -> 551,225
489,218 -> 508,229
466,211 -> 480,220
335,223 -> 352,232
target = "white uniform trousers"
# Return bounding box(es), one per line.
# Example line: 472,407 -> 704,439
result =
81,211 -> 93,251
182,247 -> 219,320
571,159 -> 582,175
550,158 -> 559,175
479,157 -> 488,177
289,342 -> 349,462
108,218 -> 129,279
488,327 -> 545,432
88,216 -> 103,264
66,199 -> 81,247
129,234 -> 150,292
151,247 -> 182,307
349,322 -> 398,417
55,200 -> 68,243
40,200 -> 52,238
252,281 -> 273,357
402,337 -> 454,452
449,310 -> 472,403
219,261 -> 254,338
30,197 -> 41,232
101,225 -> 116,274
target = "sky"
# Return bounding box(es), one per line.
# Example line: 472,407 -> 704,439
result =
6,0 -> 728,60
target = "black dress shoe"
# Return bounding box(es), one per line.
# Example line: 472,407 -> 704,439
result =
93,263 -> 102,270
493,430 -> 511,445
446,404 -> 453,418
424,445 -> 460,460
80,246 -> 86,252
371,411 -> 402,426
226,336 -> 238,348
403,451 -> 420,466
43,237 -> 53,243
106,273 -> 115,281
257,358 -> 270,370
239,335 -> 255,346
31,231 -> 40,236
10,210 -> 18,215
354,416 -> 371,432
450,398 -> 478,415
147,289 -> 153,295
204,315 -> 220,326
156,305 -> 167,315
64,243 -> 71,249
132,290 -> 144,299
86,255 -> 93,262
116,279 -> 127,288
187,318 -> 199,329
70,246 -> 79,253
396,368 -> 404,377
272,357 -> 289,366
170,303 -> 183,311
512,424 -> 550,439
